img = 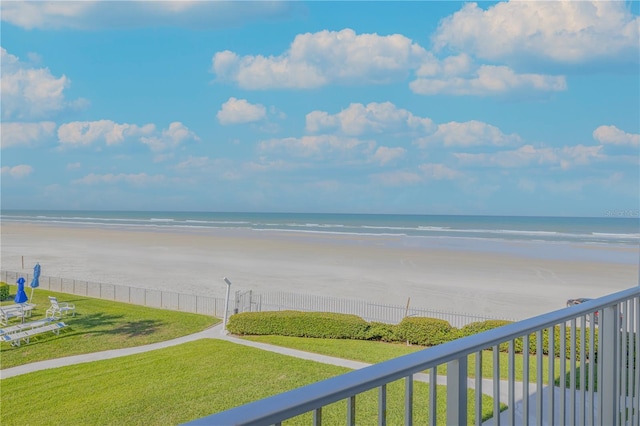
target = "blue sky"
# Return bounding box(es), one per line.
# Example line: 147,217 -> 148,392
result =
1,1 -> 639,216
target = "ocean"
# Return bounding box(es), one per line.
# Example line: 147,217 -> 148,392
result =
2,210 -> 638,247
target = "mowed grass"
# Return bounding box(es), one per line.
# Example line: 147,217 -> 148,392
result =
1,289 -> 218,368
1,339 -> 499,426
243,335 -> 574,385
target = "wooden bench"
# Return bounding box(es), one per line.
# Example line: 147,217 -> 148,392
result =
0,322 -> 67,347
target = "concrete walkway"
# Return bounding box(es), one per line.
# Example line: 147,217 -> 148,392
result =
1,324 -> 582,425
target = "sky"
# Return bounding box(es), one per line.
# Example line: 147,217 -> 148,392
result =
1,1 -> 639,217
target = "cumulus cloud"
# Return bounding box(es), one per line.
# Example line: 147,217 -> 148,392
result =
258,135 -> 376,160
410,64 -> 566,96
433,1 -> 639,65
419,163 -> 463,180
58,120 -> 155,146
1,164 -> 33,178
217,97 -> 267,125
57,120 -> 199,152
1,1 -> 297,30
372,147 -> 406,165
306,102 -> 433,136
1,121 -> 56,148
455,144 -> 604,169
212,28 -> 429,89
140,122 -> 200,152
593,125 -> 640,147
416,120 -> 521,148
73,173 -> 165,186
1,47 -> 83,120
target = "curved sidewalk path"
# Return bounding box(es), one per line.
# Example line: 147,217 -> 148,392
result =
1,324 -> 577,425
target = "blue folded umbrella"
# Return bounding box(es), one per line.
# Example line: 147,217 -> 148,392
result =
15,276 -> 28,303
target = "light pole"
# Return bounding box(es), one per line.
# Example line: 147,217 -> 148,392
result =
222,277 -> 232,335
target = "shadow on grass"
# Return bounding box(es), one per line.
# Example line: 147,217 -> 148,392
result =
106,319 -> 164,337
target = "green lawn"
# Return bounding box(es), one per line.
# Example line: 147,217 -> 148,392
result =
1,339 -> 499,425
1,289 -> 218,368
243,334 -> 575,385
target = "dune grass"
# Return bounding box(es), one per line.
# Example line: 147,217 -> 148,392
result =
1,289 -> 218,369
1,339 -> 499,425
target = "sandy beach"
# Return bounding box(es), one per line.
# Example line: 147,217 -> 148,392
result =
1,222 -> 638,320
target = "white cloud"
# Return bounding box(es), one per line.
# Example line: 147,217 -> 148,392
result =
73,173 -> 165,186
410,64 -> 566,96
593,125 -> 640,147
1,1 -> 297,30
259,135 -> 376,160
0,121 -> 56,148
1,164 -> 33,178
373,147 -> 406,165
58,120 -> 155,146
66,162 -> 81,170
0,47 -> 82,120
212,28 -> 429,89
433,1 -> 639,65
140,122 -> 200,152
416,120 -> 521,148
455,144 -> 604,169
306,102 -> 433,136
419,163 -> 463,180
57,120 -> 199,153
217,97 -> 267,125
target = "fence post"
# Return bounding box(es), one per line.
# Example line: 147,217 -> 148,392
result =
600,304 -> 619,424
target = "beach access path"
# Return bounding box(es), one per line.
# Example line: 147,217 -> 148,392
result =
1,324 -> 574,425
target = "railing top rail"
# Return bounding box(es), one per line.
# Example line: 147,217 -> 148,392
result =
185,285 -> 640,425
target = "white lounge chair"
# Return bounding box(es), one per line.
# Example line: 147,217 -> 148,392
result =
46,297 -> 76,319
0,321 -> 67,347
0,306 -> 26,325
0,318 -> 54,336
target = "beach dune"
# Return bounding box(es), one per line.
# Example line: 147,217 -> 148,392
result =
1,222 -> 637,320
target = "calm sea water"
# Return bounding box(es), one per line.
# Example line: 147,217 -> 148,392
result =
2,210 -> 639,246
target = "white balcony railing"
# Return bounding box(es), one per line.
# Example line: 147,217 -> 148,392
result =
185,286 -> 640,426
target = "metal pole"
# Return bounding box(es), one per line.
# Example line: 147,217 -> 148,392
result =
222,277 -> 232,335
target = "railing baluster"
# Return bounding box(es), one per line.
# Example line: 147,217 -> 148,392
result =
524,334 -> 530,426
313,407 -> 322,426
548,326 -> 555,426
601,304 -> 619,425
347,395 -> 356,426
429,367 -> 436,426
631,297 -> 640,425
447,357 -> 468,426
536,329 -> 543,426
378,384 -> 386,426
579,320 -> 586,425
509,340 -> 515,426
560,322 -> 566,425
493,345 -> 501,426
618,302 -> 625,423
570,318 -> 576,425
475,351 -> 482,426
405,375 -> 413,426
588,316 -> 595,426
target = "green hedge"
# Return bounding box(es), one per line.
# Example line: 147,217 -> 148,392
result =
0,282 -> 9,301
226,311 -> 605,359
227,311 -> 370,339
396,316 -> 455,346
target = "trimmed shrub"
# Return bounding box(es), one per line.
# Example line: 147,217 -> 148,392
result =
227,310 -> 369,339
0,282 -> 9,301
396,317 -> 455,346
362,321 -> 399,342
